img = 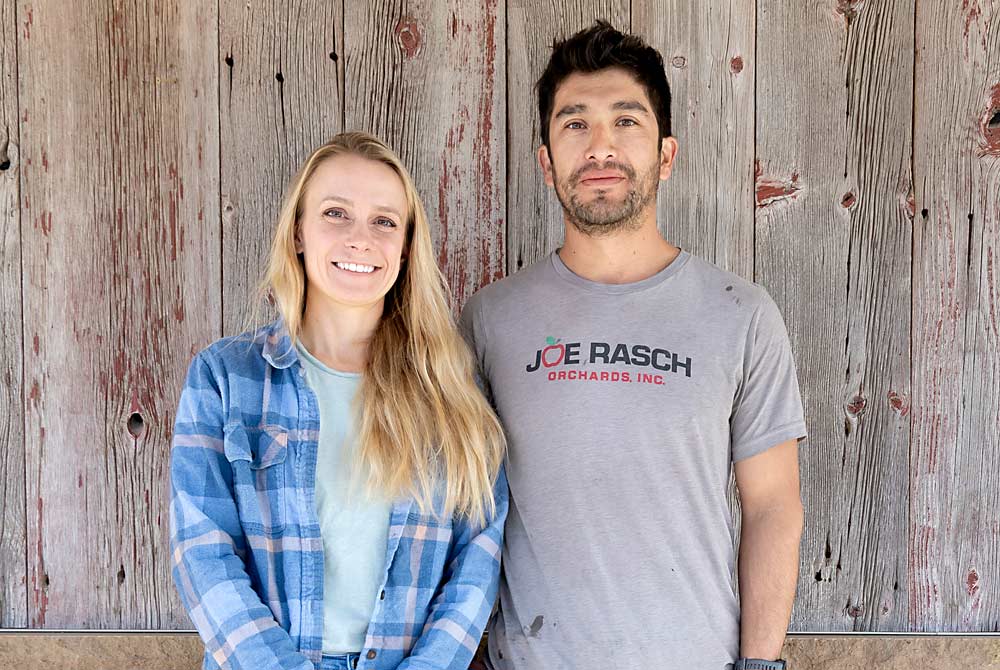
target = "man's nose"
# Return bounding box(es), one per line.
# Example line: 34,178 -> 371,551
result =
586,124 -> 617,162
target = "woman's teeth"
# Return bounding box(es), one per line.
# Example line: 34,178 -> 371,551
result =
335,262 -> 376,274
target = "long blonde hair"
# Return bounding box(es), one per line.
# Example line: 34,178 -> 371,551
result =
261,132 -> 505,525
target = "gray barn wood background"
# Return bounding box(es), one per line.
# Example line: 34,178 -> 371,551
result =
0,0 -> 998,635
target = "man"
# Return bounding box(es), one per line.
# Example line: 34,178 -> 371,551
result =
461,22 -> 807,670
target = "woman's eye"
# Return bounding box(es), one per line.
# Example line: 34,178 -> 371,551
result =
375,218 -> 397,228
324,208 -> 347,219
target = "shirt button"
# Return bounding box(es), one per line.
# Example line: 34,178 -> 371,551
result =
379,590 -> 385,600
366,650 -> 377,660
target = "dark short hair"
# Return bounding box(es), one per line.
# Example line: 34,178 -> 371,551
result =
536,21 -> 672,149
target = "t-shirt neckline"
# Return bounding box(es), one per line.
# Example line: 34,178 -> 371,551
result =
548,247 -> 691,294
295,342 -> 363,380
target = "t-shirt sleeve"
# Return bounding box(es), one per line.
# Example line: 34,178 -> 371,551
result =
729,291 -> 808,462
459,291 -> 495,406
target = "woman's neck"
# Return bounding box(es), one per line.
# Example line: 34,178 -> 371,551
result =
298,298 -> 383,373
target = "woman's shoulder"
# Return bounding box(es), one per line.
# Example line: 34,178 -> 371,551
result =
193,319 -> 291,377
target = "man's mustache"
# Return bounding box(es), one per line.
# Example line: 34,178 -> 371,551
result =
569,161 -> 636,185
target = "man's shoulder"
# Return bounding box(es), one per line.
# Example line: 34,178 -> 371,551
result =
463,253 -> 553,316
681,252 -> 772,312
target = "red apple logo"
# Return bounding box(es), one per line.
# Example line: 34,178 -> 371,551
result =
541,336 -> 564,367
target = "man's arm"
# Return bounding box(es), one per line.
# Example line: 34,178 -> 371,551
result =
734,438 -> 804,661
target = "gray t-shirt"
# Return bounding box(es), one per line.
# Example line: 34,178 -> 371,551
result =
459,249 -> 807,670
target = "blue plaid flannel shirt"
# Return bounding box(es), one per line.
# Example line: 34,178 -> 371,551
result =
170,319 -> 508,670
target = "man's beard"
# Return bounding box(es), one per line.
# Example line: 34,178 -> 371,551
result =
553,158 -> 660,237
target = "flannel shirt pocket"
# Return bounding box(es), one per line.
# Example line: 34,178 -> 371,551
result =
224,421 -> 289,534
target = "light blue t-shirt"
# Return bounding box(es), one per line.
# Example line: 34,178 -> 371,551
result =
296,343 -> 392,654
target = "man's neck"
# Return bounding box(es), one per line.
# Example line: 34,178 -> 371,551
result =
558,216 -> 681,285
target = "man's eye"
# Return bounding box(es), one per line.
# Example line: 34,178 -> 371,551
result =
618,118 -> 638,127
566,121 -> 586,130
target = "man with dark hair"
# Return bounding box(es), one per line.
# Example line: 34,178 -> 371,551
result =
461,21 -> 806,670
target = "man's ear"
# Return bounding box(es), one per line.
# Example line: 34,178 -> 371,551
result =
659,137 -> 679,181
538,144 -> 555,187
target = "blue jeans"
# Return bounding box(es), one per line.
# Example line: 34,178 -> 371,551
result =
320,653 -> 361,670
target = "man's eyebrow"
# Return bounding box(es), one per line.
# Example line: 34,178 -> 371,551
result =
554,103 -> 587,118
612,100 -> 650,113
554,101 -> 650,118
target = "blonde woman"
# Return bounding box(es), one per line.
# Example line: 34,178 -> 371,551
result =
170,132 -> 507,670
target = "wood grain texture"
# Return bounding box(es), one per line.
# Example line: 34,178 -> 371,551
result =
18,0 -> 220,627
756,0 -> 914,631
910,0 -> 1000,632
219,0 -> 344,334
344,1 -> 505,308
0,0 -> 26,627
504,2 -> 629,273
633,0 -> 755,280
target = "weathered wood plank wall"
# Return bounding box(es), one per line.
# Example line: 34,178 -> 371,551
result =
0,0 -> 997,634
0,0 -> 26,630
911,0 -> 1000,632
757,0 -> 916,632
15,0 -> 220,627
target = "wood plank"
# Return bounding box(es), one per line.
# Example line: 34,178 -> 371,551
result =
910,0 -> 1000,632
343,2 -> 506,308
219,0 -> 344,334
0,0 -> 26,627
632,0 -> 755,279
18,0 -> 220,627
756,0 -> 914,630
505,3 -> 629,274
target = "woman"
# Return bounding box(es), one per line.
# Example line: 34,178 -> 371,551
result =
170,132 -> 507,670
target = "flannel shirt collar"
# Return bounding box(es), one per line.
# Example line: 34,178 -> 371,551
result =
260,318 -> 299,370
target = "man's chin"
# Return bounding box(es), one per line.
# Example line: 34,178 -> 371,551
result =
568,212 -> 642,236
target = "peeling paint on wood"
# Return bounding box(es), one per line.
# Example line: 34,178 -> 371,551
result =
346,1 -> 505,310
19,0 -> 221,627
978,84 -> 1000,157
912,0 -> 1000,632
755,166 -> 802,208
0,0 -> 27,627
394,16 -> 422,60
836,0 -> 863,24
